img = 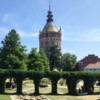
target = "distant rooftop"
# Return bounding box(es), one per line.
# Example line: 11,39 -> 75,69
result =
85,62 -> 100,69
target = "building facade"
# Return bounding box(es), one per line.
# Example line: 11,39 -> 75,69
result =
84,62 -> 100,72
76,54 -> 100,71
39,8 -> 61,53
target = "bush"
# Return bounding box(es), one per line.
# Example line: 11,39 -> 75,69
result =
40,78 -> 49,83
0,70 -> 100,95
58,78 -> 65,86
40,78 -> 49,87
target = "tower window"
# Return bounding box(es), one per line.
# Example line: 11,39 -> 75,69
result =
45,33 -> 48,37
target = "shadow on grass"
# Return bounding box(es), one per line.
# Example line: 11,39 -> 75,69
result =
2,91 -> 100,97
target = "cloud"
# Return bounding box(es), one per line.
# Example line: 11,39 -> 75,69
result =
2,13 -> 15,22
2,14 -> 9,22
2,13 -> 23,28
17,30 -> 38,37
84,29 -> 100,42
62,48 -> 75,54
62,28 -> 100,42
0,26 -> 38,38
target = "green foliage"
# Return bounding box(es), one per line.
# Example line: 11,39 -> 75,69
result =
0,70 -> 100,95
0,95 -> 11,100
28,71 -> 44,94
40,78 -> 49,83
27,48 -> 50,72
27,48 -> 44,71
28,71 -> 44,79
58,78 -> 65,85
27,48 -> 39,69
0,29 -> 27,70
46,71 -> 62,94
47,45 -> 61,70
0,70 -> 8,94
61,53 -> 77,71
39,49 -> 50,72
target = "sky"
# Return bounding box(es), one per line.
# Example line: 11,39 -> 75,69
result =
0,0 -> 100,60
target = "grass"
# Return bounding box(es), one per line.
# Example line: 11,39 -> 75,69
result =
5,85 -> 33,93
39,86 -> 84,100
5,80 -> 33,93
39,85 -> 68,94
2,86 -> 100,100
2,80 -> 100,100
58,87 -> 68,94
0,95 -> 11,100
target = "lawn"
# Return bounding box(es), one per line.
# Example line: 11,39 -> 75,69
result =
0,95 -> 11,100
2,80 -> 100,100
39,86 -> 68,94
5,80 -> 34,94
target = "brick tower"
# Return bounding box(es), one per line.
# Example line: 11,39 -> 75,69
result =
39,6 -> 61,53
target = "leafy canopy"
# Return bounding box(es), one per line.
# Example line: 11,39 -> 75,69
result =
0,29 -> 27,70
61,53 -> 77,71
47,45 -> 61,70
27,48 -> 50,72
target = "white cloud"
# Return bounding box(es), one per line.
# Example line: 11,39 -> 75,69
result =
3,14 -> 9,22
84,29 -> 100,42
62,28 -> 100,42
17,30 -> 38,37
62,48 -> 75,54
0,26 -> 38,38
2,13 -> 15,22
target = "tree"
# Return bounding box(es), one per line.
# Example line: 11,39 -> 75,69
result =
39,49 -> 50,72
61,53 -> 77,71
0,29 -> 27,70
47,45 -> 61,70
27,48 -> 41,71
27,48 -> 50,72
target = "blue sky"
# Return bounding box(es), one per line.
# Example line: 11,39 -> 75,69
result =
0,0 -> 100,60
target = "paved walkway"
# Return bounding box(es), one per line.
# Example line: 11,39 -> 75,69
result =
10,95 -> 17,100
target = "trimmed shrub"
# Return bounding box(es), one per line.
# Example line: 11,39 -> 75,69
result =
40,78 -> 49,87
0,70 -> 100,95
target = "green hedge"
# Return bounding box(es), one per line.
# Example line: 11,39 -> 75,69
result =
45,71 -> 62,94
0,70 -> 8,94
0,70 -> 100,95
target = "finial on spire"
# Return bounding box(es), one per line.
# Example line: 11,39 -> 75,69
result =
49,0 -> 51,11
47,0 -> 53,22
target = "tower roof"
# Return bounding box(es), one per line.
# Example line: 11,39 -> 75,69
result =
42,21 -> 58,33
42,6 -> 58,33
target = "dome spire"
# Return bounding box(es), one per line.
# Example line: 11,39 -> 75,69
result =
49,0 -> 51,11
47,1 -> 53,23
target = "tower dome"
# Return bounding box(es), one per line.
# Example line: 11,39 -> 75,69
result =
42,9 -> 58,33
42,21 -> 58,33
